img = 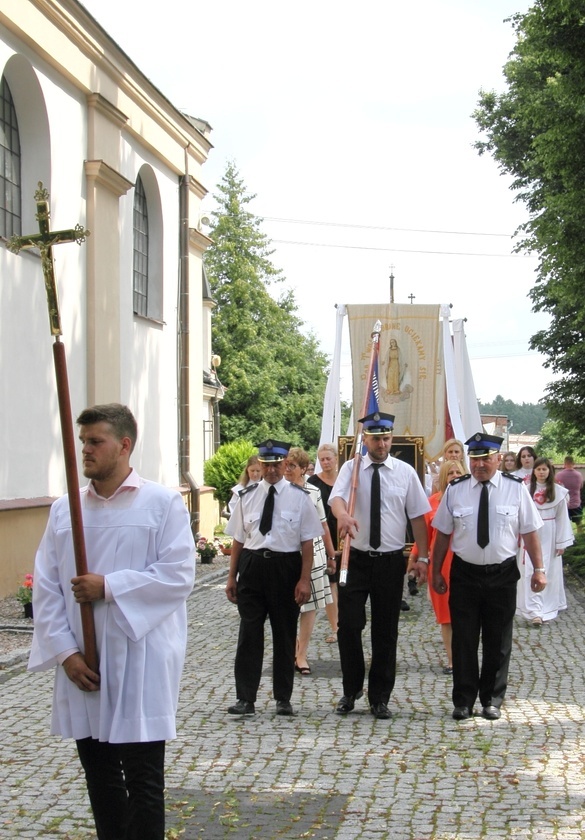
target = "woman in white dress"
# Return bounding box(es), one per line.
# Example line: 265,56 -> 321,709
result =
517,457 -> 573,624
284,447 -> 335,675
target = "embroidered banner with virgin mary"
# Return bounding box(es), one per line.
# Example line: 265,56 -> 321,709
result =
347,303 -> 445,458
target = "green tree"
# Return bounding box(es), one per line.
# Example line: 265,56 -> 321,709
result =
536,419 -> 585,463
478,395 -> 547,436
205,163 -> 329,446
474,1 -> 585,440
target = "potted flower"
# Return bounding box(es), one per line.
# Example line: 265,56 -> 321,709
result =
16,573 -> 34,618
196,537 -> 218,564
220,537 -> 233,556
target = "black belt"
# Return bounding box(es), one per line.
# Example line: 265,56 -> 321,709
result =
351,548 -> 404,559
247,549 -> 301,560
454,555 -> 515,574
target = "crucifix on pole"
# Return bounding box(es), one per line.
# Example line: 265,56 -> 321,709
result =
7,182 -> 98,672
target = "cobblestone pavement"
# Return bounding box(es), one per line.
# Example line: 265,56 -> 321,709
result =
1,562 -> 585,839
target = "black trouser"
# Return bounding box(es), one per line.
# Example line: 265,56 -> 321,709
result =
234,549 -> 301,703
449,555 -> 520,710
76,738 -> 165,840
337,549 -> 406,704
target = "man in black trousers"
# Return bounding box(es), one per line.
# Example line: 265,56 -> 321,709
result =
432,432 -> 544,721
330,412 -> 430,720
225,439 -> 322,716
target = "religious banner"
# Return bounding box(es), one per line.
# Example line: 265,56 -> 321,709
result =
346,304 -> 446,459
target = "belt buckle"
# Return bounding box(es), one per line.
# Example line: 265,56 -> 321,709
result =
368,550 -> 381,557
262,550 -> 273,559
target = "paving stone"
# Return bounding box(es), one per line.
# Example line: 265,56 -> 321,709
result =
1,565 -> 585,837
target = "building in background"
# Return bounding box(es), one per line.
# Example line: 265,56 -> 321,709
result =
481,414 -> 510,449
0,0 -> 220,596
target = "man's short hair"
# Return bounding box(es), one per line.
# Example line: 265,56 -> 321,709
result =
564,455 -> 575,466
76,404 -> 138,452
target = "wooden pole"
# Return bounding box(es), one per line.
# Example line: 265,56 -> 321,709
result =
53,340 -> 99,672
7,184 -> 97,671
339,320 -> 381,586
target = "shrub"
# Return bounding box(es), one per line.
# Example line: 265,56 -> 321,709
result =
203,439 -> 258,507
564,533 -> 585,580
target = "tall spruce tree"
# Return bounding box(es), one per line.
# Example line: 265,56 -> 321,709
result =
204,162 -> 328,446
473,2 -> 585,435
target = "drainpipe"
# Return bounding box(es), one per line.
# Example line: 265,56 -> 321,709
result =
178,165 -> 200,538
212,395 -> 221,451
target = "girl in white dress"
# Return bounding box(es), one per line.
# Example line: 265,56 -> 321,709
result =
517,457 -> 573,624
512,445 -> 536,482
228,455 -> 262,515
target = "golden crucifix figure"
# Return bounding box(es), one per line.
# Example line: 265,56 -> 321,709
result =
7,182 -> 89,335
6,183 -> 98,672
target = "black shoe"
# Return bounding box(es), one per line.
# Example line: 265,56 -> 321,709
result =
228,699 -> 255,716
407,575 -> 419,596
335,690 -> 363,715
452,706 -> 472,721
400,600 -> 410,611
482,705 -> 501,720
370,702 -> 392,720
275,700 -> 293,716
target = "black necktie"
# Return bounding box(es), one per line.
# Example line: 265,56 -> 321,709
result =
259,485 -> 276,535
477,481 -> 490,548
370,463 -> 382,549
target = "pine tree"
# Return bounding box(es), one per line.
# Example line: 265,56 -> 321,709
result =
204,162 -> 328,447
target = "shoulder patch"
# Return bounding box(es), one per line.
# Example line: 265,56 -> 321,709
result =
290,482 -> 310,494
502,472 -> 523,483
449,474 -> 471,486
239,482 -> 259,497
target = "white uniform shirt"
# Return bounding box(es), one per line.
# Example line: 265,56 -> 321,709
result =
329,454 -> 431,552
226,477 -> 323,551
28,470 -> 196,743
432,470 -> 542,565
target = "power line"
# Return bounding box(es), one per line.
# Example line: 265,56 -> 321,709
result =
272,238 -> 533,258
263,215 -> 514,238
469,351 -> 542,361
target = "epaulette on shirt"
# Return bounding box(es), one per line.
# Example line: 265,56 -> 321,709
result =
291,482 -> 310,494
502,472 -> 523,483
449,474 -> 471,486
239,482 -> 259,497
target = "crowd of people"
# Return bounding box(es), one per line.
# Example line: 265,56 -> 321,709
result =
224,427 -> 581,724
25,402 -> 583,838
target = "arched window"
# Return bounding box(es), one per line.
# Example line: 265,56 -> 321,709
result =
133,174 -> 149,316
0,77 -> 21,239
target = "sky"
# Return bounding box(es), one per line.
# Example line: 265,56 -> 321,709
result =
81,0 -> 551,406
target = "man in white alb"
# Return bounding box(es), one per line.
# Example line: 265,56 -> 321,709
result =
29,403 -> 195,839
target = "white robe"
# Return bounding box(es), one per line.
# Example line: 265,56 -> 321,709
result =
28,474 -> 195,743
517,483 -> 573,621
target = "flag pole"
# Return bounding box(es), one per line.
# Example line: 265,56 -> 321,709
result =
339,320 -> 382,586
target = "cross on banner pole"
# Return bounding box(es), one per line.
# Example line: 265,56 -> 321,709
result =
7,183 -> 98,673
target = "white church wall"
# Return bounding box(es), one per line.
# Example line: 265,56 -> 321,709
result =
0,50 -> 88,499
0,0 -> 213,595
